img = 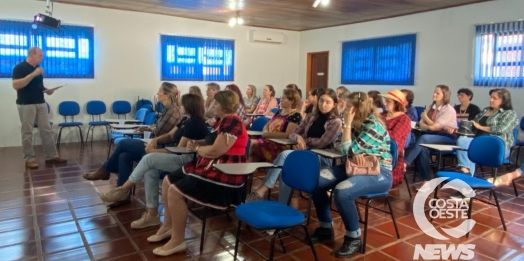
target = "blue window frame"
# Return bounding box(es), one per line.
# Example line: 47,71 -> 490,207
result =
0,20 -> 94,78
474,21 -> 524,88
341,34 -> 416,85
161,35 -> 234,81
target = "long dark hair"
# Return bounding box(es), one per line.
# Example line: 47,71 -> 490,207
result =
226,84 -> 245,108
314,88 -> 339,120
181,93 -> 205,120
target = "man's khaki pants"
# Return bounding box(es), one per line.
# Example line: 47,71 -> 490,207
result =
17,103 -> 58,162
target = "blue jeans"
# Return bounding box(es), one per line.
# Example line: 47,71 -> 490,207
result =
261,150 -> 332,204
103,139 -> 146,186
404,134 -> 456,181
312,165 -> 392,234
456,136 -> 511,176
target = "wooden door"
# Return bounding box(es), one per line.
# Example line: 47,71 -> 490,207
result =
306,51 -> 329,94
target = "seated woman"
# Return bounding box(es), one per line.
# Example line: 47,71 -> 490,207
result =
98,94 -> 208,228
337,89 -> 351,118
336,86 -> 349,96
149,90 -> 248,256
401,89 -> 418,148
243,85 -> 278,126
83,82 -> 182,206
368,90 -> 385,113
204,82 -> 220,125
285,83 -> 303,110
250,88 -> 302,162
379,89 -> 411,187
455,88 -> 481,122
247,88 -> 342,203
244,84 -> 260,114
225,84 -> 246,119
404,85 -> 457,187
453,88 -> 518,175
189,86 -> 203,97
310,92 -> 392,257
301,88 -> 324,118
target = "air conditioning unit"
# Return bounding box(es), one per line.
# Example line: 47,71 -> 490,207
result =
249,30 -> 284,44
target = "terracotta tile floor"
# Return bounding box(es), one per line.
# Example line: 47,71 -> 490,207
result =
1,142 -> 524,260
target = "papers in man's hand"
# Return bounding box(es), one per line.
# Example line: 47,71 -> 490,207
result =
141,139 -> 152,144
43,84 -> 67,93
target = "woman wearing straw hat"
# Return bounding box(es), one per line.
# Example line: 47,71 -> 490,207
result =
379,89 -> 412,188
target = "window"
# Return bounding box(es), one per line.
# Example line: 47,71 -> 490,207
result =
341,34 -> 416,85
161,35 -> 234,81
0,20 -> 94,78
474,21 -> 524,87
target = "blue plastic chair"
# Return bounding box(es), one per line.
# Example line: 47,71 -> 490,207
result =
111,100 -> 131,119
250,117 -> 269,131
139,104 -> 153,113
276,97 -> 281,105
144,112 -> 156,125
156,102 -> 163,113
233,151 -> 320,261
136,99 -> 152,112
434,136 -> 507,237
135,108 -> 148,123
85,100 -> 110,146
57,101 -> 84,148
356,140 -> 400,253
414,106 -> 425,121
270,107 -> 279,114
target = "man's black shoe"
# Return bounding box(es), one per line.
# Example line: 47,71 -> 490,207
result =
334,236 -> 362,257
310,227 -> 334,244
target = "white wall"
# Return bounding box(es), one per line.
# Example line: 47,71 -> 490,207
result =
299,0 -> 524,119
0,0 -> 300,147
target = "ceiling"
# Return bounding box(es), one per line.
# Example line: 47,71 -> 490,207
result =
43,0 -> 492,31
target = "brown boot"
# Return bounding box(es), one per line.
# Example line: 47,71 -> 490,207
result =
83,167 -> 110,181
26,161 -> 38,169
45,157 -> 67,164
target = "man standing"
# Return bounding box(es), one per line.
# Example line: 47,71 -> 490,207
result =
12,47 -> 67,169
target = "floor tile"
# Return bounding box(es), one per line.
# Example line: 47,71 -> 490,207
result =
90,237 -> 136,260
83,225 -> 126,245
41,233 -> 85,254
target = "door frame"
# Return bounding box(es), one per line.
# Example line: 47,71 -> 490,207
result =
306,51 -> 329,95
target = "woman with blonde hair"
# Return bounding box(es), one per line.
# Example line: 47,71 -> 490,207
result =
404,85 -> 457,186
84,82 -> 182,207
310,92 -> 392,257
244,84 -> 260,114
189,86 -> 203,97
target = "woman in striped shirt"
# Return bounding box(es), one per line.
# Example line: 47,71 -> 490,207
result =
310,92 -> 392,258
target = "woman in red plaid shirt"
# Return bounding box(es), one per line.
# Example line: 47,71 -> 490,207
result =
379,89 -> 411,187
150,90 -> 248,256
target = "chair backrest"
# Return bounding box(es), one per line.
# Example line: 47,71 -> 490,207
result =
251,117 -> 269,131
276,98 -> 281,105
390,139 -> 398,168
140,104 -> 153,112
58,101 -> 80,116
136,99 -> 153,112
468,136 -> 505,168
282,151 -> 320,195
112,100 -> 131,115
144,112 -> 156,125
135,108 -> 148,122
270,107 -> 279,114
86,100 -> 106,115
520,117 -> 524,132
404,134 -> 411,149
414,106 -> 425,120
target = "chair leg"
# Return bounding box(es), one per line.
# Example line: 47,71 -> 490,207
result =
430,185 -> 440,222
404,175 -> 412,199
56,127 -> 63,148
385,197 -> 400,239
491,190 -> 507,231
276,231 -> 286,253
233,219 -> 242,261
361,198 -> 372,254
85,126 -> 91,145
200,208 -> 207,253
512,180 -> 519,197
77,126 -> 84,147
268,229 -> 279,261
90,126 -> 95,147
301,225 -> 319,261
306,195 -> 312,226
465,197 -> 474,238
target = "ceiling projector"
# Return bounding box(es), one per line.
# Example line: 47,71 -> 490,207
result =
34,13 -> 61,30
